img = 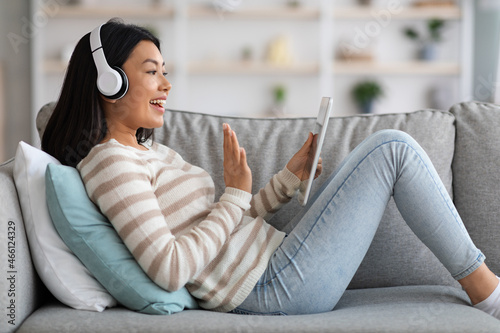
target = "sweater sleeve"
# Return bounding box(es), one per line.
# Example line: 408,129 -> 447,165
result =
78,145 -> 252,292
245,167 -> 301,221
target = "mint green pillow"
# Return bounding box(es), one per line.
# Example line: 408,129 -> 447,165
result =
45,163 -> 199,314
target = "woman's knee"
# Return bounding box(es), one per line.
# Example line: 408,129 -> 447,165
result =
360,130 -> 422,158
369,129 -> 414,143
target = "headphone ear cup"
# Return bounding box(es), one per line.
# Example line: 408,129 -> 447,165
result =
106,67 -> 129,100
90,24 -> 129,101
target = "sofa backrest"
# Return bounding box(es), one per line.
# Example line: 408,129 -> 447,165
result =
450,102 -> 500,277
157,108 -> 458,289
11,103 -> 461,298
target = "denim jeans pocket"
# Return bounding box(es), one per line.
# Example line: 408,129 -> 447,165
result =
229,307 -> 287,316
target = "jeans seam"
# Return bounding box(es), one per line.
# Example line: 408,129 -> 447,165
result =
452,252 -> 486,280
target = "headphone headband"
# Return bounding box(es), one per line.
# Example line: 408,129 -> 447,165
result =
90,24 -> 128,99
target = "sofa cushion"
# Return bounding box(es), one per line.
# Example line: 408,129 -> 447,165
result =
17,286 -> 500,333
12,142 -> 116,312
45,163 -> 199,314
450,101 -> 500,277
157,108 -> 458,289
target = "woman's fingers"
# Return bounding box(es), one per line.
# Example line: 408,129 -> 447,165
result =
315,157 -> 323,179
223,123 -> 244,165
223,123 -> 231,163
239,146 -> 247,166
222,123 -> 253,193
231,129 -> 241,163
298,132 -> 314,156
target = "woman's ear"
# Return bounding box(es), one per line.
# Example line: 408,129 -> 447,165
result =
101,96 -> 118,104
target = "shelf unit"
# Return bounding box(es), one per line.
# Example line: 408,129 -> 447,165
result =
31,0 -> 471,139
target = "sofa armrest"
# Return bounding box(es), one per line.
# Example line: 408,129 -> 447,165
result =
0,159 -> 46,332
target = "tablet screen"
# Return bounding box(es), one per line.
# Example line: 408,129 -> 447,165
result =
299,97 -> 333,206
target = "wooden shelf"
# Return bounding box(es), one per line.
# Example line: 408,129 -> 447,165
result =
43,59 -> 174,74
333,5 -> 461,20
51,5 -> 174,18
49,4 -> 460,20
189,5 -> 319,20
189,61 -> 319,75
333,60 -> 460,75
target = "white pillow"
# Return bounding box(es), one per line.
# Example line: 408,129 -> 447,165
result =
13,141 -> 116,311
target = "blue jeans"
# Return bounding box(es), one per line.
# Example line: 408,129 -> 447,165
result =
232,130 -> 485,316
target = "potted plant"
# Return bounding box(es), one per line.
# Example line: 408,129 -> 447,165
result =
403,18 -> 446,60
351,80 -> 384,114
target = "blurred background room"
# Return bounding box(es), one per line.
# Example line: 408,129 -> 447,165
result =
1,0 -> 500,161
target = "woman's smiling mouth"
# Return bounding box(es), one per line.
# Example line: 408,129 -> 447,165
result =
149,98 -> 166,112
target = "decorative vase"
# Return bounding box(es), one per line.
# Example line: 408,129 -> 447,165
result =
271,102 -> 287,117
419,43 -> 437,61
360,100 -> 373,114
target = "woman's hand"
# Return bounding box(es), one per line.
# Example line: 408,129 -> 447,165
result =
286,132 -> 323,181
223,123 -> 252,193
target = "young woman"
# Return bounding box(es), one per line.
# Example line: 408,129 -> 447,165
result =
42,19 -> 500,318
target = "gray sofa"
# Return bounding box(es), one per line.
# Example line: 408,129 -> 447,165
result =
2,101 -> 500,332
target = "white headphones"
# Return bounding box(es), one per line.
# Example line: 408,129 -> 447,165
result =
89,24 -> 129,100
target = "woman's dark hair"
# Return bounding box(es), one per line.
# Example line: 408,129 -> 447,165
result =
42,18 -> 160,167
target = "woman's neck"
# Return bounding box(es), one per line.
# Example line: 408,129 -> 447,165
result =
102,131 -> 148,151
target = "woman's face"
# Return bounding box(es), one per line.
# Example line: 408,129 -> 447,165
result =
106,40 -> 171,131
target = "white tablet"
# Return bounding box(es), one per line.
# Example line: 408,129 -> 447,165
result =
299,97 -> 333,206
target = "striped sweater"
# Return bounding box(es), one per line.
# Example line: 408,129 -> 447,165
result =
77,139 -> 301,312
